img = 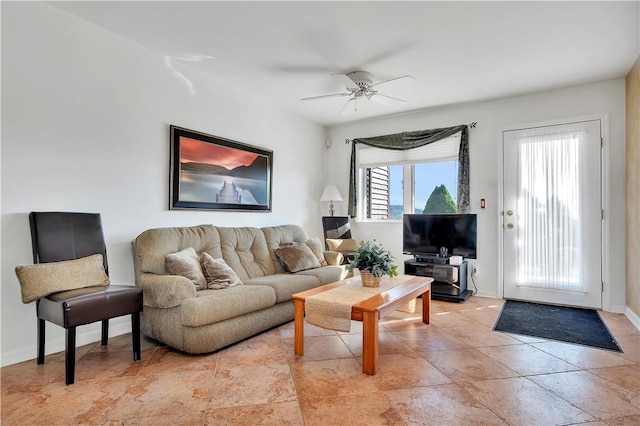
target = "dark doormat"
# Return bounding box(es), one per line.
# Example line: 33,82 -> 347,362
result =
493,300 -> 622,352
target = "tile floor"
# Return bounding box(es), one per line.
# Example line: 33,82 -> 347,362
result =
1,296 -> 639,425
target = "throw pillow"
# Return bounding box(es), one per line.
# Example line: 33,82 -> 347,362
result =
200,252 -> 243,289
15,254 -> 110,304
326,238 -> 358,253
304,237 -> 327,266
274,243 -> 321,273
165,247 -> 207,290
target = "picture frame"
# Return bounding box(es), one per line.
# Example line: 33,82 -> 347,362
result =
169,125 -> 273,211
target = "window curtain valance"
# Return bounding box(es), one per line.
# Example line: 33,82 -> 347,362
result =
348,124 -> 471,217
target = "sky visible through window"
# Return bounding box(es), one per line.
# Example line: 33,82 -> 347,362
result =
389,161 -> 458,213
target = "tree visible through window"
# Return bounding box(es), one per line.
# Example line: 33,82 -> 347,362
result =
362,160 -> 458,220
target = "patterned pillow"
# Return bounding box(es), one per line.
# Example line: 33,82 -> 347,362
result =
15,254 -> 110,303
200,252 -> 243,289
165,247 -> 206,290
274,243 -> 321,273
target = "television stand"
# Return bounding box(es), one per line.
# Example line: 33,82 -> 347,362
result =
404,259 -> 471,302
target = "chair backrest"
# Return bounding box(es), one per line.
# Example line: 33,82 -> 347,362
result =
322,216 -> 352,249
29,212 -> 109,275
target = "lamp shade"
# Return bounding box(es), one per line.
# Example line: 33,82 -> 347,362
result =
320,185 -> 343,202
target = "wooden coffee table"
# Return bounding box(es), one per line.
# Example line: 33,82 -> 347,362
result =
292,275 -> 432,375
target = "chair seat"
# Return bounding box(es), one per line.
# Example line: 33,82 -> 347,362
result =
38,285 -> 143,329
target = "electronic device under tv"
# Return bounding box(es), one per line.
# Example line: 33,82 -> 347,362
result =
402,214 -> 477,259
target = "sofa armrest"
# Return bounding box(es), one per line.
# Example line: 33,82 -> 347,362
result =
136,272 -> 197,309
323,251 -> 344,266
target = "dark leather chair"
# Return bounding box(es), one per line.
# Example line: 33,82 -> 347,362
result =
28,212 -> 143,385
322,216 -> 356,263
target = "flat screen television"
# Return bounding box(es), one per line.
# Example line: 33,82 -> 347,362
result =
403,214 -> 477,259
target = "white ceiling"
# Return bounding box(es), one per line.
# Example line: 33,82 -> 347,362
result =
51,1 -> 639,127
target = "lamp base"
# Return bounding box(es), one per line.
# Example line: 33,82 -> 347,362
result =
328,202 -> 335,216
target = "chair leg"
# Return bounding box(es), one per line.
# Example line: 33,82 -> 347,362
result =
132,312 -> 141,361
65,327 -> 76,385
37,318 -> 45,365
101,319 -> 109,346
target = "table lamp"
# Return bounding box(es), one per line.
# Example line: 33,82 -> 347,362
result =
320,185 -> 343,216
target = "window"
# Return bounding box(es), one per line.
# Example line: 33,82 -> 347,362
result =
358,135 -> 460,220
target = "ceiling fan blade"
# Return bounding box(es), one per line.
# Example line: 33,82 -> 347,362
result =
331,73 -> 358,89
369,74 -> 415,89
300,92 -> 350,102
339,97 -> 356,116
369,93 -> 407,107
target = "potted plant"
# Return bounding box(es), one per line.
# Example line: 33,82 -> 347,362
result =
346,240 -> 399,287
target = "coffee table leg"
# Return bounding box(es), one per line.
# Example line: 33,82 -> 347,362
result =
294,299 -> 304,355
422,289 -> 431,324
362,311 -> 379,375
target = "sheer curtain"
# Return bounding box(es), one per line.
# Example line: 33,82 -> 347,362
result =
517,130 -> 585,291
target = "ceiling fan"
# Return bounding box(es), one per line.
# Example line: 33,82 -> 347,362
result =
300,71 -> 415,115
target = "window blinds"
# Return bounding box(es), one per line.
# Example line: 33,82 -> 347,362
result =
358,134 -> 460,167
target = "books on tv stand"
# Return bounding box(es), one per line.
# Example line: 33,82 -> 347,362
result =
404,258 -> 472,302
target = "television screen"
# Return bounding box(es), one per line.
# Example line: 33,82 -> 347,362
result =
403,214 -> 477,259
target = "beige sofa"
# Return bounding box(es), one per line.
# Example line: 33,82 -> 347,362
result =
131,224 -> 348,354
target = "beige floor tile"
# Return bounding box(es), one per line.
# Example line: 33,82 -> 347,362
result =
423,348 -> 519,382
209,364 -> 297,409
283,334 -> 353,362
613,333 -> 640,363
338,331 -> 418,357
107,371 -> 214,420
3,297 -> 637,426
458,305 -> 503,327
3,377 -> 131,425
604,415 -> 640,425
444,324 -> 522,347
394,326 -> 470,352
532,341 -> 635,369
300,392 -> 406,426
204,401 -> 304,425
476,344 -> 580,376
370,353 -> 452,390
218,337 -> 287,368
289,358 -> 378,401
105,410 -> 206,425
138,347 -> 218,376
462,377 -> 595,425
528,371 -> 640,419
385,383 -> 507,425
589,365 -> 640,395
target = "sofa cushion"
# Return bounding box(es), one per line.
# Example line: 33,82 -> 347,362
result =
15,254 -> 110,303
295,265 -> 349,285
326,238 -> 358,253
217,227 -> 276,280
165,247 -> 207,290
244,274 -> 321,304
200,253 -> 243,289
132,225 -> 222,276
274,244 -> 321,273
262,225 -> 310,273
181,285 -> 276,327
304,237 -> 328,266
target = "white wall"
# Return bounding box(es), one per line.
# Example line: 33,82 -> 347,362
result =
327,79 -> 627,312
1,2 -> 327,366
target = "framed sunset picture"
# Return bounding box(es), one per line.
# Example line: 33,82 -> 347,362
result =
169,125 -> 273,211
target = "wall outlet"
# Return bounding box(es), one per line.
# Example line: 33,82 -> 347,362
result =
472,265 -> 478,275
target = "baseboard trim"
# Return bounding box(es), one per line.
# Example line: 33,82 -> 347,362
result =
1,318 -> 132,367
625,306 -> 640,331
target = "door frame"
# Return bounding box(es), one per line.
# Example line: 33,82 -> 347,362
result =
497,113 -> 612,311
